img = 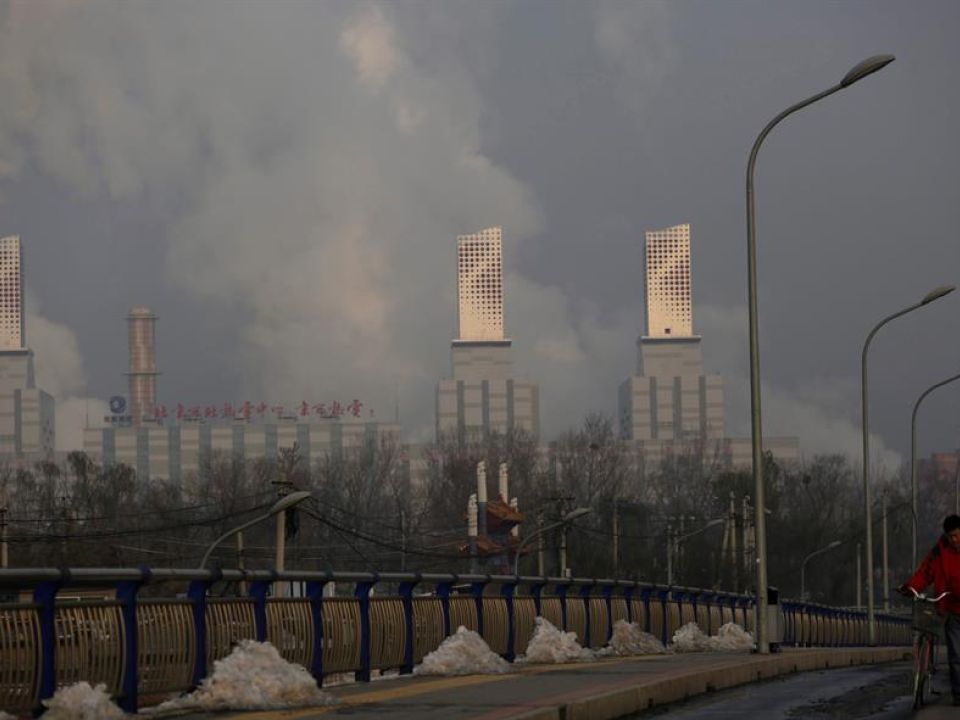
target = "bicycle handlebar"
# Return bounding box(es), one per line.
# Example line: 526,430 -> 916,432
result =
905,586 -> 950,603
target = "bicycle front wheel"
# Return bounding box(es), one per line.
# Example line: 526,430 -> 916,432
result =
914,633 -> 933,708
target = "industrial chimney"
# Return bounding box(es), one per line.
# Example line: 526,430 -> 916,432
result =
126,306 -> 158,426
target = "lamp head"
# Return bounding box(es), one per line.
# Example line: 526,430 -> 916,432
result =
564,507 -> 592,522
840,54 -> 895,88
269,490 -> 312,514
828,540 -> 842,549
921,285 -> 955,305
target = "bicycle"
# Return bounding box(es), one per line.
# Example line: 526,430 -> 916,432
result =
904,586 -> 950,709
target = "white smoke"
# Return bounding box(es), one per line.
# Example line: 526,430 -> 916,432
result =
26,303 -> 107,452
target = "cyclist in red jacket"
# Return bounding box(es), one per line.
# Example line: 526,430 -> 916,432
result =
901,514 -> 960,706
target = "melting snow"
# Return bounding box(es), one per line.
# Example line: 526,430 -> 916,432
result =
39,681 -> 125,719
414,626 -> 510,675
603,620 -> 668,656
143,640 -> 335,713
672,622 -> 753,652
517,617 -> 595,663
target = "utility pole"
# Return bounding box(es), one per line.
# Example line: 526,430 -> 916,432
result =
856,542 -> 862,610
237,531 -> 246,595
742,496 -> 751,593
0,492 -> 8,568
400,509 -> 407,572
729,493 -> 738,591
272,457 -> 295,598
882,495 -> 889,612
536,509 -> 545,576
612,498 -> 619,576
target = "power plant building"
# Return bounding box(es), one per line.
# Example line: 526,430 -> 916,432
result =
436,227 -> 539,442
0,236 -> 54,457
82,417 -> 403,484
619,224 -> 797,467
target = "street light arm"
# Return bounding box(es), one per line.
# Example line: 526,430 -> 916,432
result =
910,371 -> 960,566
801,541 -> 843,568
199,511 -> 274,569
746,53 -> 894,653
513,509 -> 591,575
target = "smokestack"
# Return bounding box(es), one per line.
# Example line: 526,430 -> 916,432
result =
477,461 -> 487,538
498,463 -> 508,501
126,306 -> 158,426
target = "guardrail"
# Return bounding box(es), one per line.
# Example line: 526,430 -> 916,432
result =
0,568 -> 911,714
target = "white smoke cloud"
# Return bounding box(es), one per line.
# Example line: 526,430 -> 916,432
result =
0,1 -> 909,464
698,303 -> 901,467
26,301 -> 107,452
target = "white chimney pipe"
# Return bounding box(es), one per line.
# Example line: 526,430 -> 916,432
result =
499,463 -> 508,501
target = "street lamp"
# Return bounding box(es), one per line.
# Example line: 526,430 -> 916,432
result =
910,371 -> 960,567
745,53 -> 894,653
513,507 -> 591,576
667,518 -> 723,586
800,540 -> 842,602
199,490 -> 313,569
862,285 -> 954,642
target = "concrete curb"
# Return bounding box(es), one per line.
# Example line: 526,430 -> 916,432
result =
560,648 -> 910,720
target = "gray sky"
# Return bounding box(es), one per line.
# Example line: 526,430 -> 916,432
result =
0,0 -> 957,469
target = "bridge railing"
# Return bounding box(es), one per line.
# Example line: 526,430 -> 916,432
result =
0,568 -> 911,715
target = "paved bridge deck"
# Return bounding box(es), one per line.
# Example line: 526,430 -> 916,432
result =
171,646 -> 920,720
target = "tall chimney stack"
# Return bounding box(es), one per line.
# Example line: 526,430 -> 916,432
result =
126,307 -> 158,426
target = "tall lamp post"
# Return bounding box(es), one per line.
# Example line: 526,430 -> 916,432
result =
199,491 -> 312,569
910,370 -> 960,566
668,518 -> 723,586
746,53 -> 894,653
800,540 -> 841,602
513,507 -> 591,576
862,285 -> 954,642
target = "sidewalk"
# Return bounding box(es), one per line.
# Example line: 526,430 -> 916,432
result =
169,646 -> 911,720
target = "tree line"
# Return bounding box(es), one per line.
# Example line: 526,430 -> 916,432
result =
0,414 -> 947,606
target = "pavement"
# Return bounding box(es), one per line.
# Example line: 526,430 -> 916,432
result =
167,646 -> 919,720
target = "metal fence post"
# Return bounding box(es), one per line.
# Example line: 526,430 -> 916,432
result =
555,583 -> 568,631
470,579 -> 487,639
305,580 -> 328,686
640,586 -> 653,634
657,588 -> 670,646
623,584 -> 635,625
601,584 -> 614,643
248,573 -> 275,643
188,570 -> 219,688
529,582 -> 544,616
579,584 -> 593,648
116,570 -> 147,714
435,581 -> 452,638
33,572 -> 67,711
399,575 -> 420,674
501,581 -> 517,661
354,578 -> 376,682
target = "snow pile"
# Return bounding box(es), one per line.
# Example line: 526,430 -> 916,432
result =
671,622 -> 754,652
145,640 -> 335,713
414,626 -> 510,675
0,712 -> 14,720
708,622 -> 754,651
672,622 -> 711,652
40,681 -> 125,719
517,617 -> 595,664
604,620 -> 668,656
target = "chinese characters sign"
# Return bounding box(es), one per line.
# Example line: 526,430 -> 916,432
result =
150,399 -> 372,422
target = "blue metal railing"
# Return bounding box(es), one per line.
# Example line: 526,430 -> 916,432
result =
0,567 -> 911,715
